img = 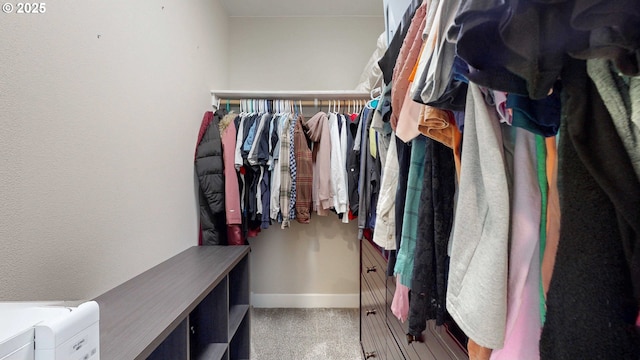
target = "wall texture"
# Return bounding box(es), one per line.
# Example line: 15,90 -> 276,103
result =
0,0 -> 229,300
228,17 -> 384,91
227,16 -> 384,307
0,4 -> 385,306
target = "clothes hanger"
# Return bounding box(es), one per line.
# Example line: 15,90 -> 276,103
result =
370,87 -> 382,99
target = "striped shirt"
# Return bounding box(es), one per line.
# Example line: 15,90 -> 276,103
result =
279,114 -> 293,228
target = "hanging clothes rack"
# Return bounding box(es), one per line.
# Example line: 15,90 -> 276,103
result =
210,90 -> 373,109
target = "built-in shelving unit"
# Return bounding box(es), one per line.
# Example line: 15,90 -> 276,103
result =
94,245 -> 250,360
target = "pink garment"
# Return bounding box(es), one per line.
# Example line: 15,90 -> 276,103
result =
490,128 -> 542,360
220,114 -> 242,225
390,1 -> 428,130
391,275 -> 410,322
304,112 -> 333,212
395,90 -> 424,142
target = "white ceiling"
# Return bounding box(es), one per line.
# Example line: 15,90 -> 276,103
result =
220,0 -> 384,17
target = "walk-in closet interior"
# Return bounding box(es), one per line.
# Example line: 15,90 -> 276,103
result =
2,0 -> 639,360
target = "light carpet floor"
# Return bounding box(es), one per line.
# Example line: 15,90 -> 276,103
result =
250,308 -> 362,360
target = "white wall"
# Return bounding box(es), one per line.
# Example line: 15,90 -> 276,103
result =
227,16 -> 384,307
249,217 -> 361,308
228,17 -> 384,90
0,0 -> 229,301
0,5 -> 385,306
383,0 -> 413,42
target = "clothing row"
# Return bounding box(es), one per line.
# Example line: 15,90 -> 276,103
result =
358,0 -> 640,359
195,105 -> 381,246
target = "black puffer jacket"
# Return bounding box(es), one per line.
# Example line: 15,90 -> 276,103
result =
195,110 -> 226,245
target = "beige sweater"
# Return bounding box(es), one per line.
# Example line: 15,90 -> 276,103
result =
304,112 -> 334,213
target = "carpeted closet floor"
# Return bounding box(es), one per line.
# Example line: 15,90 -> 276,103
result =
250,308 -> 362,360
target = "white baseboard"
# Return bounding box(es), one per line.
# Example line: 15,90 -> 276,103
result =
251,293 -> 359,308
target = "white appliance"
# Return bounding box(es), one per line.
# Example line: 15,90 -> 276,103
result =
0,302 -> 99,360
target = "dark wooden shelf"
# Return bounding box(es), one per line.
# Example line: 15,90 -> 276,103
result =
229,304 -> 250,339
196,343 -> 227,360
94,245 -> 250,360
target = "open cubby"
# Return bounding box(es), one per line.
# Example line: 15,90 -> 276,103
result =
191,277 -> 229,359
229,256 -> 250,310
147,318 -> 189,360
229,314 -> 251,360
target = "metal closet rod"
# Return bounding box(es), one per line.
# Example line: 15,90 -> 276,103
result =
210,89 -> 373,107
216,99 -> 366,106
